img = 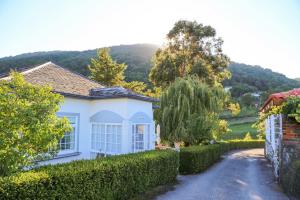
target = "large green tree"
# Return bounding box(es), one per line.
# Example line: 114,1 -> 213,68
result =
149,20 -> 230,88
88,48 -> 127,86
159,76 -> 226,145
0,72 -> 71,176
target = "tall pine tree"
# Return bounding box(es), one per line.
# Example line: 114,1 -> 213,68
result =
88,48 -> 126,86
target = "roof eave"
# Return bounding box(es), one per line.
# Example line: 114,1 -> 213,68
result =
55,91 -> 159,103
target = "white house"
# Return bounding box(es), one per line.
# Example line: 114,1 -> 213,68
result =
2,62 -> 157,165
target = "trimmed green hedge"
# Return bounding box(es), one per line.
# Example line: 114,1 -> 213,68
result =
179,140 -> 265,174
0,150 -> 179,200
282,160 -> 300,198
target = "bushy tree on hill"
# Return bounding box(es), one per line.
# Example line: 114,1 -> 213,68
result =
149,20 -> 230,88
151,20 -> 234,145
0,72 -> 71,176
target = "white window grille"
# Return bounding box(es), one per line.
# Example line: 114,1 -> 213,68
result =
132,124 -> 150,152
91,123 -> 122,154
59,116 -> 77,151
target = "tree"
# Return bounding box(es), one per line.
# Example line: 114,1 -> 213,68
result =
122,81 -> 148,94
88,48 -> 126,86
0,72 -> 71,176
240,93 -> 257,107
159,76 -> 226,145
149,20 -> 230,88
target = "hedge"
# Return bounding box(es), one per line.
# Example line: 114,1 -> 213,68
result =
179,140 -> 265,174
0,150 -> 179,200
282,160 -> 300,198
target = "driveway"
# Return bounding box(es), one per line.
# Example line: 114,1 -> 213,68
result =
156,149 -> 289,200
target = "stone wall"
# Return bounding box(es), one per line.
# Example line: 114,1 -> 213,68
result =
280,117 -> 300,180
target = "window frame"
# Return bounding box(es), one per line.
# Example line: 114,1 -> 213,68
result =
91,122 -> 122,155
132,123 -> 151,153
57,113 -> 79,155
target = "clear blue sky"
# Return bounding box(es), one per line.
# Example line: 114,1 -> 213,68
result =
0,0 -> 299,78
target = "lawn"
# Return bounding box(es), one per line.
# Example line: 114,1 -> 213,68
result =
221,120 -> 258,140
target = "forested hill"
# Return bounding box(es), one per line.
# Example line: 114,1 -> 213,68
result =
0,44 -> 158,83
0,44 -> 299,94
224,63 -> 300,97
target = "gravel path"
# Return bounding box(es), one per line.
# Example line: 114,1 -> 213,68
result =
156,149 -> 289,200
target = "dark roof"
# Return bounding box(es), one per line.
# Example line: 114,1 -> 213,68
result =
1,62 -> 157,102
90,87 -> 158,102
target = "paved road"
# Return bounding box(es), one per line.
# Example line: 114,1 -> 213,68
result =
156,149 -> 289,200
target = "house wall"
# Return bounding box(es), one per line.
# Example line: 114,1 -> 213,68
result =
41,97 -> 155,165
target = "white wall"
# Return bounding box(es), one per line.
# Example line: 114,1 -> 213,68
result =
265,114 -> 283,178
41,97 -> 155,165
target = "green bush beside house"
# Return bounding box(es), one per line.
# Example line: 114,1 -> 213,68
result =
0,140 -> 266,200
0,150 -> 179,200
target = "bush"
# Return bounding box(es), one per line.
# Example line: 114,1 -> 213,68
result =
282,160 -> 300,198
179,144 -> 223,174
179,140 -> 264,174
0,150 -> 179,200
222,140 -> 265,150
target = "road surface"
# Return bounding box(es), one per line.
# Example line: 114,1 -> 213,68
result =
156,149 -> 289,200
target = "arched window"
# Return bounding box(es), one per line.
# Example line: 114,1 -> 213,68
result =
90,111 -> 124,155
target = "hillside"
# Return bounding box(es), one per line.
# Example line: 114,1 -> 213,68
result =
0,44 -> 299,94
0,44 -> 158,83
224,63 -> 300,97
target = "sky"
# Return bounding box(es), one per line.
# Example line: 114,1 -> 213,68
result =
0,0 -> 299,78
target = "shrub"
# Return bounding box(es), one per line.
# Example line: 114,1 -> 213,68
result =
0,150 -> 179,200
179,144 -> 223,174
282,160 -> 300,198
223,140 -> 264,150
179,140 -> 264,174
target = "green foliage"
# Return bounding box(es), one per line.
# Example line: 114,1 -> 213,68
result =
160,77 -> 226,144
179,144 -> 223,174
282,160 -> 300,198
243,132 -> 253,140
149,20 -> 230,88
0,44 -> 158,84
122,81 -> 147,94
289,104 -> 300,123
240,93 -> 258,107
227,102 -> 241,116
223,62 -> 300,98
179,140 -> 265,174
255,96 -> 300,139
220,107 -> 257,119
222,121 -> 258,140
0,45 -> 298,96
88,48 -> 127,86
283,96 -> 300,123
0,150 -> 179,200
0,72 -> 71,176
121,81 -> 161,97
212,119 -> 230,140
229,83 -> 257,98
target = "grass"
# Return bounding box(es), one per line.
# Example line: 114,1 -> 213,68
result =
222,120 -> 258,140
